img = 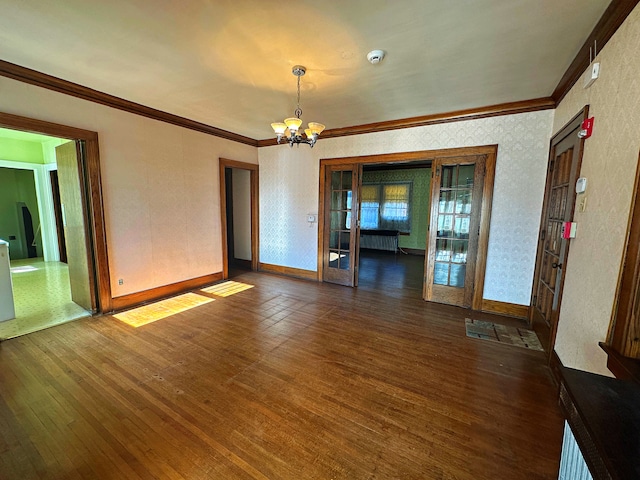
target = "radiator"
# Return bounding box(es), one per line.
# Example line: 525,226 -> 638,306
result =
359,233 -> 398,252
558,421 -> 593,480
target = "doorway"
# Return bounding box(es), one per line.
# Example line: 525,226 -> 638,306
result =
219,158 -> 259,279
529,107 -> 588,355
318,146 -> 496,310
0,112 -> 111,339
356,162 -> 432,296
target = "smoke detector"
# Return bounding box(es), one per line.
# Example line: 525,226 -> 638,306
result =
367,50 -> 385,65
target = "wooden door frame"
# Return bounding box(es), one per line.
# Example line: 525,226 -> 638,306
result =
528,106 -> 589,354
318,145 -> 497,309
0,111 -> 112,312
218,158 -> 259,279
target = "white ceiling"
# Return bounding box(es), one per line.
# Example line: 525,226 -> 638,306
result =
0,0 -> 610,141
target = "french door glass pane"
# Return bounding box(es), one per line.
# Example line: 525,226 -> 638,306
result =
342,171 -> 352,189
434,262 -> 449,285
433,163 -> 475,287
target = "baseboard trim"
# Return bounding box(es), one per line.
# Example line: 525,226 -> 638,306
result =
549,349 -> 563,386
259,263 -> 318,281
480,299 -> 529,319
231,258 -> 252,270
111,272 -> 223,311
400,248 -> 425,256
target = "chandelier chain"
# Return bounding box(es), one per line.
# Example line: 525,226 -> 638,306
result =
295,74 -> 302,118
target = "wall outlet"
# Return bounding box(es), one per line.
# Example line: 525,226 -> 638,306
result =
118,278 -> 124,285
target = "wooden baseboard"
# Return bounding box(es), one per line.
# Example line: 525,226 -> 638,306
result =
480,299 -> 529,319
400,248 -> 425,256
259,263 -> 318,281
231,258 -> 252,270
111,272 -> 223,312
549,349 -> 563,386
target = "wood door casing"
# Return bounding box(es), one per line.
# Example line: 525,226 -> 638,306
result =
50,170 -> 68,263
424,155 -> 489,308
55,141 -> 96,312
218,158 -> 259,279
529,107 -> 588,355
322,164 -> 360,286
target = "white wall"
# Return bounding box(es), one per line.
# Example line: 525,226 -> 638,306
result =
232,168 -> 252,261
259,110 -> 554,305
0,76 -> 257,298
553,4 -> 640,375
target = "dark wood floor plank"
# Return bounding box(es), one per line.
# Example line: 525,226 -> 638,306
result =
0,263 -> 562,479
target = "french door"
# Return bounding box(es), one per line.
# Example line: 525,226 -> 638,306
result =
321,164 -> 360,286
424,155 -> 489,308
530,109 -> 587,354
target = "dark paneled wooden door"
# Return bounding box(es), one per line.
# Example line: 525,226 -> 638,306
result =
530,110 -> 586,353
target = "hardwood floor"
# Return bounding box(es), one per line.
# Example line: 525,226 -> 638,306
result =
0,271 -> 563,479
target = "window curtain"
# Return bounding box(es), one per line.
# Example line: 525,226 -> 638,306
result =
360,182 -> 412,231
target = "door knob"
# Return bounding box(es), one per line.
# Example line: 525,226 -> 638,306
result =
552,262 -> 562,269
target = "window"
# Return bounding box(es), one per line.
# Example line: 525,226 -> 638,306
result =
360,182 -> 411,231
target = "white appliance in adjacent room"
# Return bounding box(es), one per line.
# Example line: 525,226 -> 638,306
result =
0,239 -> 16,322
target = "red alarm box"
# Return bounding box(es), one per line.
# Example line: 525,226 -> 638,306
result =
578,117 -> 594,139
562,222 -> 577,239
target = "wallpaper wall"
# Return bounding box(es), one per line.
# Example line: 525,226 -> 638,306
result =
362,168 -> 431,250
259,109 -> 554,305
552,4 -> 640,375
0,76 -> 257,298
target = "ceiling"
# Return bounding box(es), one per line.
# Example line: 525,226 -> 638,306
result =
0,0 -> 610,141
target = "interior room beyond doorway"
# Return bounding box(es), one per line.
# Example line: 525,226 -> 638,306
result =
356,162 -> 431,296
0,128 -> 91,339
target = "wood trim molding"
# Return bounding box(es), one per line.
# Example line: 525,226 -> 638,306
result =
0,111 -> 112,313
0,60 -> 257,147
259,263 -> 319,281
111,272 -> 223,311
552,0 -> 640,104
480,299 -> 529,319
549,349 -> 563,386
258,97 -> 555,146
219,159 -> 260,279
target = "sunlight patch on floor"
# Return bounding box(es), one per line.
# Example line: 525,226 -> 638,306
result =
201,281 -> 254,297
114,293 -> 214,328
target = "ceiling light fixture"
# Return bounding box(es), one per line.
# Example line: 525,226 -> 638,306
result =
271,65 -> 325,148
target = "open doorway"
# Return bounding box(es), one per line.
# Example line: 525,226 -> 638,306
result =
0,112 -> 111,339
357,162 -> 432,298
318,146 -> 496,310
219,158 -> 259,279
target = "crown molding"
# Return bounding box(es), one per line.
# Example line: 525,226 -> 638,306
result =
0,59 -> 258,146
552,0 -> 639,104
257,97 -> 555,147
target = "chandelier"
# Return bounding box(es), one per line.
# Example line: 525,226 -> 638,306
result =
271,65 -> 325,147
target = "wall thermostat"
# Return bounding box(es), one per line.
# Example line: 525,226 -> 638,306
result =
576,177 -> 587,194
